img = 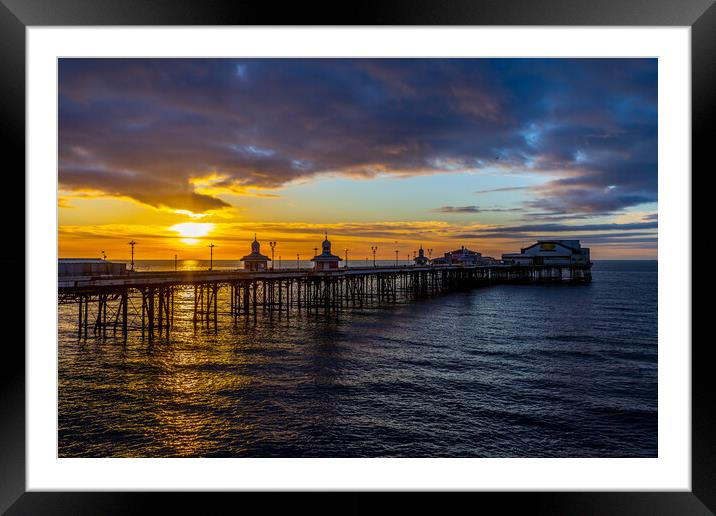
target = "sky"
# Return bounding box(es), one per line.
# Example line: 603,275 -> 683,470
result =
58,58 -> 657,261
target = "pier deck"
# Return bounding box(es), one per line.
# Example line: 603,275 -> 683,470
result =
58,263 -> 591,341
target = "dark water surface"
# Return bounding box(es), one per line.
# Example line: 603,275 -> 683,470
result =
58,260 -> 657,457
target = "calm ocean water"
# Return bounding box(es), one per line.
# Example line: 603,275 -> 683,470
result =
58,260 -> 657,457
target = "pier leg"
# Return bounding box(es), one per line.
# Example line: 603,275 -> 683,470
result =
206,285 -> 211,330
278,280 -> 282,314
193,285 -> 198,327
78,296 -> 83,339
113,296 -> 121,334
237,284 -> 242,318
243,284 -> 249,315
213,285 -> 218,330
158,288 -> 163,333
83,296 -> 88,340
94,297 -> 102,335
148,288 -> 154,341
122,291 -> 128,339
253,282 -> 257,316
141,291 -> 146,339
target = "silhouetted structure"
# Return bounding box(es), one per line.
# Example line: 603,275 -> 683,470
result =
57,239 -> 592,342
432,246 -> 481,266
311,233 -> 342,270
241,235 -> 271,271
502,240 -> 590,266
414,246 -> 429,266
58,258 -> 127,277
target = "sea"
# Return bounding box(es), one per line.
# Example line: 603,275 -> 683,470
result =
58,260 -> 657,457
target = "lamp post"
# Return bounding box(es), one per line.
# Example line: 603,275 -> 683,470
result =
428,248 -> 433,260
269,241 -> 277,270
395,249 -> 399,266
208,243 -> 215,271
297,253 -> 300,271
371,246 -> 378,267
344,248 -> 349,268
128,240 -> 136,271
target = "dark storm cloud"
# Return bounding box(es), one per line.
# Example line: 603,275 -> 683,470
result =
453,220 -> 657,246
59,58 -> 657,213
454,230 -> 656,240
479,221 -> 658,233
432,206 -> 482,213
431,205 -> 524,213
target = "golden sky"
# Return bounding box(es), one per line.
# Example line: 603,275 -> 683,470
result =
58,58 -> 658,261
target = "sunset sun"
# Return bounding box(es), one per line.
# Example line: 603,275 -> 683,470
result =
169,222 -> 215,245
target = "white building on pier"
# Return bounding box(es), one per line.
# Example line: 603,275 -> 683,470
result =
240,235 -> 271,271
502,240 -> 590,266
58,258 -> 127,277
311,233 -> 342,270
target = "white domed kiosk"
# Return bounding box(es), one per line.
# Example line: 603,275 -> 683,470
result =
240,235 -> 271,271
310,233 -> 342,270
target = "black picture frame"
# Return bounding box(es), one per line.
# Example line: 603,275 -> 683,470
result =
2,0 -> 709,512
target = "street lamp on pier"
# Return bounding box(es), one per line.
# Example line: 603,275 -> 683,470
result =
128,240 -> 136,271
297,253 -> 300,270
395,249 -> 399,266
371,246 -> 378,267
269,241 -> 277,270
344,248 -> 349,268
208,243 -> 215,271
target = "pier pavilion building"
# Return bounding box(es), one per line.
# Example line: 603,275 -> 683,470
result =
240,236 -> 271,271
311,234 -> 342,270
432,246 -> 482,266
414,246 -> 430,266
58,258 -> 127,277
502,240 -> 591,266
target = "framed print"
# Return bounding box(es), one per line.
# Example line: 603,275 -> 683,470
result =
3,0 -> 711,512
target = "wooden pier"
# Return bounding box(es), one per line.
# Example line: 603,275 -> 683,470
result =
58,264 -> 592,342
